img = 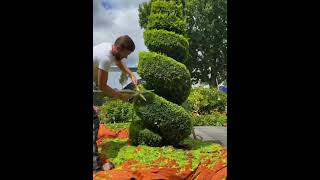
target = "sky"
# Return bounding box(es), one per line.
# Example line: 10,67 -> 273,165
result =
93,0 -> 150,89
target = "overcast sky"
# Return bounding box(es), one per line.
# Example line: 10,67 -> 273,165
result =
93,0 -> 150,66
93,0 -> 150,89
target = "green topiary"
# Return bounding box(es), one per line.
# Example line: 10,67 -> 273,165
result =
132,0 -> 191,147
129,120 -> 162,147
134,91 -> 192,146
150,0 -> 184,19
147,13 -> 187,35
144,29 -> 189,63
138,51 -> 191,105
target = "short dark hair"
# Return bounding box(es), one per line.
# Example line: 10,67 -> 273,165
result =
114,35 -> 135,52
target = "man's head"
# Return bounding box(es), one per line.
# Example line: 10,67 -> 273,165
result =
112,35 -> 135,61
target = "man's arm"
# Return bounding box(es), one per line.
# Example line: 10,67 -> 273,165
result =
97,68 -> 128,101
115,61 -> 138,86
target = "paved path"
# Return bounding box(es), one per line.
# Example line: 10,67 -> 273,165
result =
191,126 -> 227,147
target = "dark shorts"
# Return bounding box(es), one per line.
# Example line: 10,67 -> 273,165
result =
93,108 -> 102,170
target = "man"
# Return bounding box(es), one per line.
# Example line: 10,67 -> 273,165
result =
93,35 -> 138,173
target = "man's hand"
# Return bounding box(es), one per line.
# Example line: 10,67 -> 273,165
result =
115,60 -> 138,87
119,93 -> 131,102
130,74 -> 138,87
114,92 -> 130,102
93,106 -> 99,113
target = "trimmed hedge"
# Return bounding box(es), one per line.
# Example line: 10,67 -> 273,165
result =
150,0 -> 184,19
144,29 -> 189,63
147,13 -> 187,35
134,91 -> 192,146
129,120 -> 162,147
99,99 -> 136,123
192,112 -> 227,126
183,87 -> 227,114
138,51 -> 191,105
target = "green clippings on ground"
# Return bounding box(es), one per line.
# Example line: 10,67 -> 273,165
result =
158,160 -> 167,167
111,145 -> 137,166
182,137 -> 224,170
161,146 -> 189,168
99,138 -> 129,161
134,145 -> 161,164
198,143 -> 222,153
98,133 -> 226,172
101,142 -> 189,169
206,158 -> 222,169
190,150 -> 201,170
104,122 -> 131,130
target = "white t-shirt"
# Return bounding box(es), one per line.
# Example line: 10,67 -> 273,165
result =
93,42 -> 116,85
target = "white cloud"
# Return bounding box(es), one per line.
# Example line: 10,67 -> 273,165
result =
93,0 -> 150,66
100,0 -> 150,10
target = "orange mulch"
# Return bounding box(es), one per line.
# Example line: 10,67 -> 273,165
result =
94,124 -> 227,180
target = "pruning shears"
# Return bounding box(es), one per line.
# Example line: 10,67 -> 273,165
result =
118,89 -> 154,103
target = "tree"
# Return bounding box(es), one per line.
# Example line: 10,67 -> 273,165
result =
186,0 -> 227,87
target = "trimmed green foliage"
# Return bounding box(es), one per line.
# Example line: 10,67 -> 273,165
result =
147,12 -> 187,35
183,87 -> 227,114
138,52 -> 191,105
151,0 -> 184,19
144,29 -> 189,63
129,120 -> 162,147
99,137 -> 225,172
132,0 -> 192,147
134,92 -> 192,146
100,99 -> 136,123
